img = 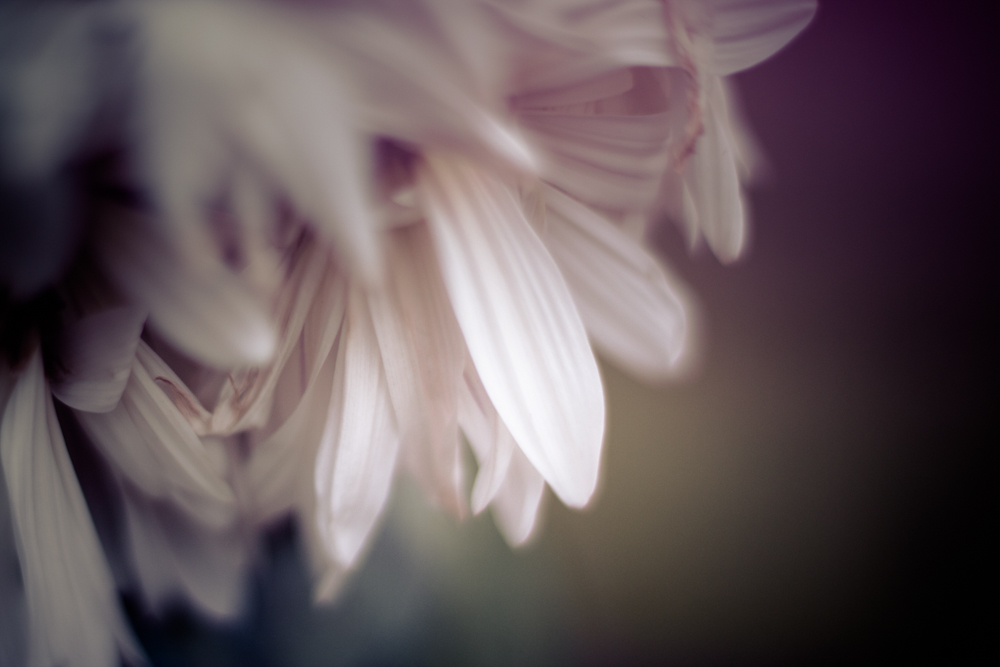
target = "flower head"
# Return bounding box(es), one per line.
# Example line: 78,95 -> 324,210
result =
0,0 -> 815,663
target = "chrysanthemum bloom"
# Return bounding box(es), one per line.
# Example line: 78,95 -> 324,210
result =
0,0 -> 815,664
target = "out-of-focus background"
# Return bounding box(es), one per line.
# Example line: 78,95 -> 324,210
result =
130,1 -> 995,664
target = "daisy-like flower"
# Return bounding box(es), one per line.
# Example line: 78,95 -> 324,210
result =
0,0 -> 815,664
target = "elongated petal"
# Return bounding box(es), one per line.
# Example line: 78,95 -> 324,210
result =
210,239 -> 336,436
122,482 -> 249,621
368,224 -> 467,516
515,67 -> 677,211
76,342 -> 236,529
710,0 -> 818,76
244,347 -> 337,524
683,78 -> 747,262
540,186 -> 689,381
51,307 -> 146,413
315,293 -> 400,568
491,446 -> 546,547
420,153 -> 604,508
457,361 -> 515,515
0,348 -> 144,667
96,210 -> 276,368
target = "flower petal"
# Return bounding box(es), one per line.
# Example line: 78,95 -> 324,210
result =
710,0 -> 818,76
683,77 -> 748,262
457,360 -> 515,515
315,292 -> 400,568
420,153 -> 604,508
76,342 -> 237,529
51,307 -> 146,413
540,186 -> 690,381
367,224 -> 467,517
490,446 -> 546,547
0,348 -> 144,667
121,482 -> 249,621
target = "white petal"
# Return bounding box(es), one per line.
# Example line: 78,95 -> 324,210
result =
457,361 -> 515,515
420,153 -> 604,508
710,0 -> 818,76
122,483 -> 249,621
515,67 -> 677,211
491,446 -> 546,548
683,78 -> 748,263
540,186 -> 690,381
76,342 -> 237,529
315,293 -> 400,568
51,307 -> 146,413
212,239 -> 337,435
244,343 -> 338,524
367,224 -> 467,517
96,209 -> 276,368
0,348 -> 144,667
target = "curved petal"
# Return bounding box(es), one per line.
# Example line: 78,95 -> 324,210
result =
51,307 -> 146,413
315,293 -> 400,568
0,348 -> 144,667
710,0 -> 818,76
458,360 -> 515,515
420,152 -> 604,508
122,482 -> 250,621
540,186 -> 690,381
491,446 -> 546,547
368,224 -> 467,517
76,342 -> 237,529
683,77 -> 747,262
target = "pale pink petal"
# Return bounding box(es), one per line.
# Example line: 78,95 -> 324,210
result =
211,239 -> 337,435
515,67 -> 679,212
244,345 -> 338,524
76,342 -> 237,529
683,77 -> 747,262
540,186 -> 690,381
121,482 -> 250,621
710,0 -> 818,76
315,293 -> 400,568
457,361 -> 515,515
51,306 -> 146,413
0,348 -> 144,667
367,224 -> 467,517
490,446 -> 546,547
420,153 -> 604,508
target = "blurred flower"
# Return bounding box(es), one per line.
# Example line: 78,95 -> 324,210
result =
0,0 -> 815,664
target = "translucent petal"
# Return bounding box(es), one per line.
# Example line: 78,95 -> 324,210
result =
315,293 -> 400,568
710,0 -> 818,76
76,342 -> 237,529
420,153 -> 604,508
368,224 -> 467,517
540,186 -> 690,381
0,348 -> 144,667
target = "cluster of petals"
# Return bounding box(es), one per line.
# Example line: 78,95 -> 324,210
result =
0,0 -> 815,665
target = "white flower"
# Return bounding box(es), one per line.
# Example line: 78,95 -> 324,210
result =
0,0 -> 815,664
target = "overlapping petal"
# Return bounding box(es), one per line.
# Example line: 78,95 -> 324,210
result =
0,349 -> 144,667
420,152 -> 604,508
